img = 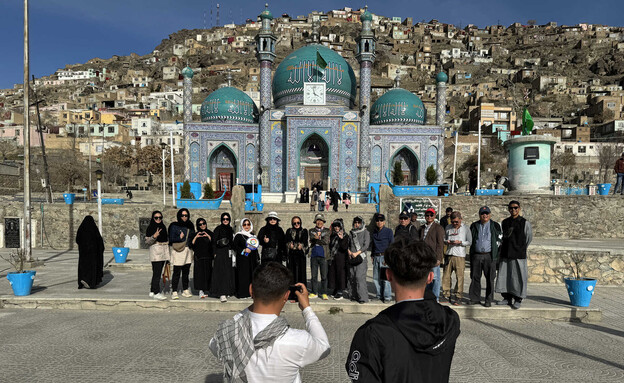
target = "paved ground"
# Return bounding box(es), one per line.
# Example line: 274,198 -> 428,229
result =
0,308 -> 622,382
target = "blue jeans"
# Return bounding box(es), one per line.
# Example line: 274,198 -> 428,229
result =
372,255 -> 392,301
426,265 -> 441,300
309,256 -> 327,295
614,173 -> 624,195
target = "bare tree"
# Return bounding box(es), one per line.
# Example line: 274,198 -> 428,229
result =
552,152 -> 576,180
0,139 -> 19,161
598,144 -> 624,183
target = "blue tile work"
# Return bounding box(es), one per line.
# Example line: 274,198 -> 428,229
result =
245,144 -> 256,183
427,145 -> 438,171
340,122 -> 359,191
190,142 -> 200,182
371,145 -> 382,183
270,121 -> 284,192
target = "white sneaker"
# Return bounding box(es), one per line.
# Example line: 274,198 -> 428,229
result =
181,289 -> 192,298
220,295 -> 227,303
172,292 -> 179,300
149,292 -> 155,298
153,293 -> 167,301
199,290 -> 207,299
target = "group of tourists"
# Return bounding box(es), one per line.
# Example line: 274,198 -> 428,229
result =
144,209 -> 257,302
306,186 -> 351,212
137,199 -> 531,309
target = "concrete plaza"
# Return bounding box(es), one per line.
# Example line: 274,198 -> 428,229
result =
0,246 -> 623,382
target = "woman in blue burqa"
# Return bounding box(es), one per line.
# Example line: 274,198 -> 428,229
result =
76,215 -> 104,289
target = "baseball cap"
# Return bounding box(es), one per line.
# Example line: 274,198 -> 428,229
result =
399,211 -> 410,219
425,208 -> 436,215
479,206 -> 491,215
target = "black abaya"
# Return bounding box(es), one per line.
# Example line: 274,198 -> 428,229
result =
211,213 -> 235,297
233,233 -> 259,298
191,219 -> 214,292
76,216 -> 104,289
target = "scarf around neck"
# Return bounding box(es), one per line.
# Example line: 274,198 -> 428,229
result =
235,218 -> 254,238
214,309 -> 290,382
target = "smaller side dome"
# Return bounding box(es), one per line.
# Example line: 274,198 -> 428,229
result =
370,88 -> 426,125
360,10 -> 373,22
182,66 -> 194,79
200,87 -> 258,124
260,4 -> 273,20
436,71 -> 448,83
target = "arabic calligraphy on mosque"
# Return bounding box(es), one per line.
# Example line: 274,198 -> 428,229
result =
286,60 -> 344,86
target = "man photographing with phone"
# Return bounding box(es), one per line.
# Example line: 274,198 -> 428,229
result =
210,262 -> 331,382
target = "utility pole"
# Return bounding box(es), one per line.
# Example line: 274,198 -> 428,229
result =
23,0 -> 32,261
31,75 -> 52,203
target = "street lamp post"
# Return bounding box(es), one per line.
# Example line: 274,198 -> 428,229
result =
170,131 -> 175,206
85,117 -> 94,198
160,142 -> 167,206
95,169 -> 103,235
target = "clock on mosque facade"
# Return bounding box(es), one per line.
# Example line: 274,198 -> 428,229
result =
303,82 -> 326,105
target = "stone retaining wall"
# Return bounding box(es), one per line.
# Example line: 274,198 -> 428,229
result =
383,192 -> 624,239
528,248 -> 624,285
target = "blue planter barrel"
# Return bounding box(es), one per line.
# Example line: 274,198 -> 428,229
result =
564,278 -> 597,307
245,200 -> 253,211
63,193 -> 75,204
597,183 -> 611,195
113,247 -> 130,263
7,270 -> 36,296
256,203 -> 264,212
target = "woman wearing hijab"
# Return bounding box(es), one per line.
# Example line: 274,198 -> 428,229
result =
328,218 -> 350,300
76,215 -> 104,289
285,216 -> 308,288
233,218 -> 259,299
257,212 -> 286,263
191,217 -> 214,299
145,210 -> 170,300
211,212 -> 235,302
168,208 -> 195,299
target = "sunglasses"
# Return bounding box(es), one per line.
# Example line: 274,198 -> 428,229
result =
181,214 -> 188,217
199,222 -> 206,226
451,220 -> 460,223
508,206 -> 519,210
400,217 -> 409,220
269,218 -> 277,221
153,216 -> 162,220
293,221 -> 301,225
425,213 -> 434,217
243,223 -> 251,226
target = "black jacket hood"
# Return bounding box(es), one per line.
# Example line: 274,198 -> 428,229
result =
378,293 -> 460,355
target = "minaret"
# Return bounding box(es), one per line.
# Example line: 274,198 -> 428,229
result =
435,71 -> 448,127
255,4 -> 276,190
182,66 -> 194,124
355,6 -> 376,190
181,65 -> 194,181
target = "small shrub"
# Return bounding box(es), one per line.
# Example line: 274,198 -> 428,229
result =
203,183 -> 215,199
425,165 -> 437,185
392,161 -> 404,185
180,180 -> 192,199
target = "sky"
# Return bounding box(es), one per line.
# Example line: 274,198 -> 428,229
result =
1,0 -> 623,90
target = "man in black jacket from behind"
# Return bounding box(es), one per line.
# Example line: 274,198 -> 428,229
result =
345,238 -> 460,382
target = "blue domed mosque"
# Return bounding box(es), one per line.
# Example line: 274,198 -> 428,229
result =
182,5 -> 448,202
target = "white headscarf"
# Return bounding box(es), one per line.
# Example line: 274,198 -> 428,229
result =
235,218 -> 254,238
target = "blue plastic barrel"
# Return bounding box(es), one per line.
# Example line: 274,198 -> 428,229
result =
597,183 -> 611,195
113,247 -> 130,263
7,270 -> 36,296
256,203 -> 264,212
565,278 -> 597,307
63,193 -> 75,204
245,200 -> 253,211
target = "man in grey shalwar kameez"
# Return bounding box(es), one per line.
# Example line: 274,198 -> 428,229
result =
348,216 -> 370,303
495,200 -> 532,309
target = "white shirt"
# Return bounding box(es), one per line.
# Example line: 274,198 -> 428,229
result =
209,307 -> 331,383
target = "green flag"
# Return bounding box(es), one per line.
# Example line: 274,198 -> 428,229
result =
316,50 -> 327,73
522,108 -> 534,135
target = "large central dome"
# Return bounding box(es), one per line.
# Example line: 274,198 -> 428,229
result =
272,45 -> 357,108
